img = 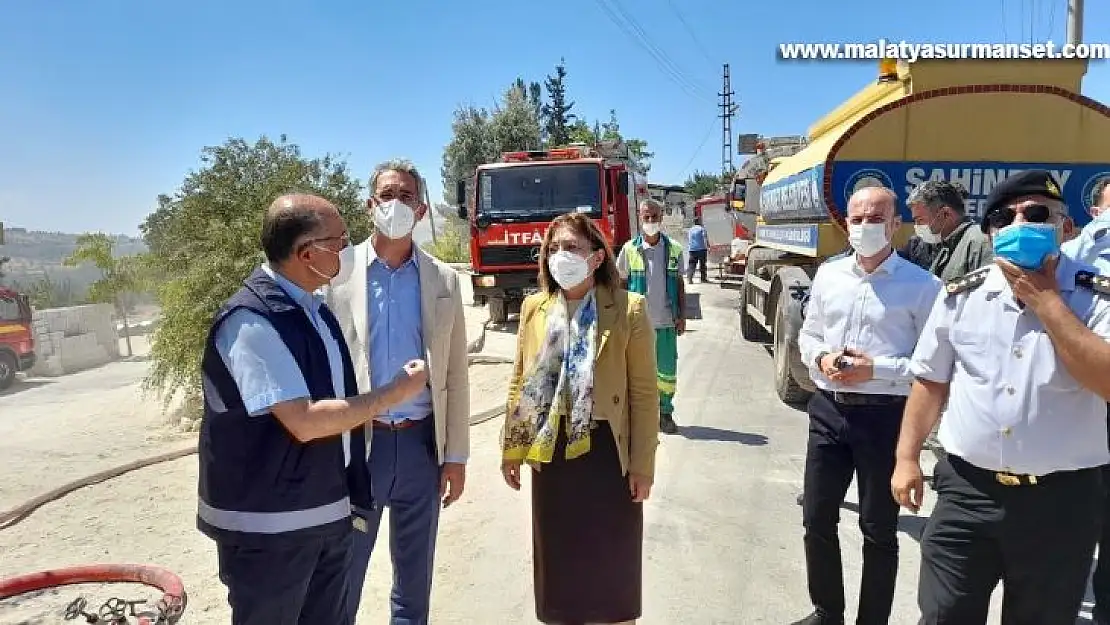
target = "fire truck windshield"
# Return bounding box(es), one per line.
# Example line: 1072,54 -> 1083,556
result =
477,164 -> 602,221
0,296 -> 20,322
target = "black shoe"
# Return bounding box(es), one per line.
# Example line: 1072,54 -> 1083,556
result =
790,610 -> 844,625
660,414 -> 678,434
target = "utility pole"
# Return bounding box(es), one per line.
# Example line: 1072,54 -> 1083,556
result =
1067,0 -> 1084,46
719,64 -> 739,181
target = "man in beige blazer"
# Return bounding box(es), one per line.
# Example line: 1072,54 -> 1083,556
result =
326,158 -> 469,624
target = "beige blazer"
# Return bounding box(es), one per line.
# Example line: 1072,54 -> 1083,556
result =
325,240 -> 470,465
506,286 -> 660,478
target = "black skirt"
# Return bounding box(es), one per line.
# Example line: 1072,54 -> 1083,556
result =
531,420 -> 643,624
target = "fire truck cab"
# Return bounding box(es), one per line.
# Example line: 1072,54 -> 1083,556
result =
0,286 -> 35,390
454,141 -> 644,323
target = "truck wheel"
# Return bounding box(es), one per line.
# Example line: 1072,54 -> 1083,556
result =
489,298 -> 508,324
773,296 -> 810,405
0,351 -> 16,391
738,282 -> 770,343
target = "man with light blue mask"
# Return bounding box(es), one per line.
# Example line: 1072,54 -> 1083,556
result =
1060,175 -> 1110,625
891,169 -> 1110,624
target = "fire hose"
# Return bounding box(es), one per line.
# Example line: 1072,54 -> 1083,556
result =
0,564 -> 187,624
0,445 -> 199,531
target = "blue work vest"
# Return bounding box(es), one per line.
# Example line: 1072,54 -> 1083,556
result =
197,268 -> 371,547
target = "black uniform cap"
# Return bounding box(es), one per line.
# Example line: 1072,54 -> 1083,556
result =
981,170 -> 1064,233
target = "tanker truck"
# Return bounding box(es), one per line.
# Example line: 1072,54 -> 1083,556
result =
737,57 -> 1110,404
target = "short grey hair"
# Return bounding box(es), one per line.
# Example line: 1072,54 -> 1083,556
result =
369,158 -> 427,201
907,180 -> 968,215
638,198 -> 664,214
1092,177 -> 1110,209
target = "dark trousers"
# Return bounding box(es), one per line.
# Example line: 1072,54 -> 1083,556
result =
687,249 -> 708,281
802,390 -> 904,625
347,416 -> 441,625
1094,464 -> 1110,625
919,455 -> 1102,624
1090,404 -> 1110,624
217,531 -> 353,625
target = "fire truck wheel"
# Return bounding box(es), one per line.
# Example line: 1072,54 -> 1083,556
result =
489,298 -> 508,325
0,351 -> 16,391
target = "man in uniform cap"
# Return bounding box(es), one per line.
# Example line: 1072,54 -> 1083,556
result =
892,169 -> 1110,624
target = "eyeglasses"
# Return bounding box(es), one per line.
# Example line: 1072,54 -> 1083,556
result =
983,204 -> 1054,230
299,232 -> 350,252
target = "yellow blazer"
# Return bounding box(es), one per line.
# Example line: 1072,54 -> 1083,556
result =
505,285 -> 660,478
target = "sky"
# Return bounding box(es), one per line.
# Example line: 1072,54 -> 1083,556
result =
1,0 -> 1108,238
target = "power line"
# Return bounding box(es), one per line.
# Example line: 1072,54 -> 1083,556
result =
1001,0 -> 1009,42
592,0 -> 714,103
666,0 -> 716,65
676,118 -> 718,179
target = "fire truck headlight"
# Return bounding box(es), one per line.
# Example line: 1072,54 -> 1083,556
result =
474,276 -> 497,288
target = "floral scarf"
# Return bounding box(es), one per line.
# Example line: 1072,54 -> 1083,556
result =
503,289 -> 598,466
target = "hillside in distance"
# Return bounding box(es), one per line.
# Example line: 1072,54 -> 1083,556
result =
0,226 -> 147,292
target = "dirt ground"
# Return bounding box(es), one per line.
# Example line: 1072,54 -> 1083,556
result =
0,331 -> 514,625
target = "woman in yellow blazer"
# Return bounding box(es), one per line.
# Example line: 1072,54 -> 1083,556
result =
501,212 -> 660,625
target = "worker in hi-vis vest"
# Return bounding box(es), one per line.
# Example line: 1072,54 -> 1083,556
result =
617,198 -> 686,435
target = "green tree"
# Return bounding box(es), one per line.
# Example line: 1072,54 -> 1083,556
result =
684,170 -> 727,198
441,105 -> 496,207
541,59 -> 575,147
513,77 -> 543,126
140,135 -> 369,407
12,274 -> 80,309
63,233 -> 147,356
599,109 -> 654,175
490,82 -> 543,154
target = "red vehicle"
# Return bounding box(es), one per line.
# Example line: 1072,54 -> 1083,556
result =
454,141 -> 645,322
0,286 -> 35,390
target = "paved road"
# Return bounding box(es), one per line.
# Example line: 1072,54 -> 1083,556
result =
2,281 -> 1096,623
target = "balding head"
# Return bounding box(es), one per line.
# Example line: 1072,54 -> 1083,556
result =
847,186 -> 898,221
261,193 -> 344,264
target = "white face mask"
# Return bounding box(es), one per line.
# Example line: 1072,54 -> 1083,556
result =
373,198 -> 416,239
914,224 -> 942,245
849,223 -> 890,257
547,250 -> 592,290
310,244 -> 354,284
641,222 -> 660,237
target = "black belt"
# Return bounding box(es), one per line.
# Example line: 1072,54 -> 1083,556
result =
820,388 -> 906,407
949,454 -> 1093,488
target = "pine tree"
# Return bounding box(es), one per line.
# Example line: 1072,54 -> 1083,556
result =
541,58 -> 576,147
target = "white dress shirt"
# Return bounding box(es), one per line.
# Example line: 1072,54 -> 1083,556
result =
909,255 -> 1110,474
798,252 -> 943,396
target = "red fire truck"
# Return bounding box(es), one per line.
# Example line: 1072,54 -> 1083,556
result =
454,141 -> 646,322
0,286 -> 35,390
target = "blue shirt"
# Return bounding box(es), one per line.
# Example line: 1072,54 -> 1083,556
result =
1062,213 -> 1110,273
214,264 -> 350,466
687,225 -> 708,252
366,249 -> 433,423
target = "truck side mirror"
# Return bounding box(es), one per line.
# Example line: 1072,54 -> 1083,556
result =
455,180 -> 467,220
618,172 -> 629,196
18,294 -> 31,321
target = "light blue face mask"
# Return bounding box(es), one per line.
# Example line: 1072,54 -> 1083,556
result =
992,223 -> 1060,270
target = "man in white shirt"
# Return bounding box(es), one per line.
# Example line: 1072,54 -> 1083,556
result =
793,186 -> 942,625
892,170 -> 1110,624
1060,175 -> 1110,624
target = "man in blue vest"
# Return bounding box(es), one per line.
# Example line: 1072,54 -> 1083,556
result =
199,193 -> 429,625
617,198 -> 686,434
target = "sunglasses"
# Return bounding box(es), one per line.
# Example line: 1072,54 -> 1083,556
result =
983,204 -> 1054,230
